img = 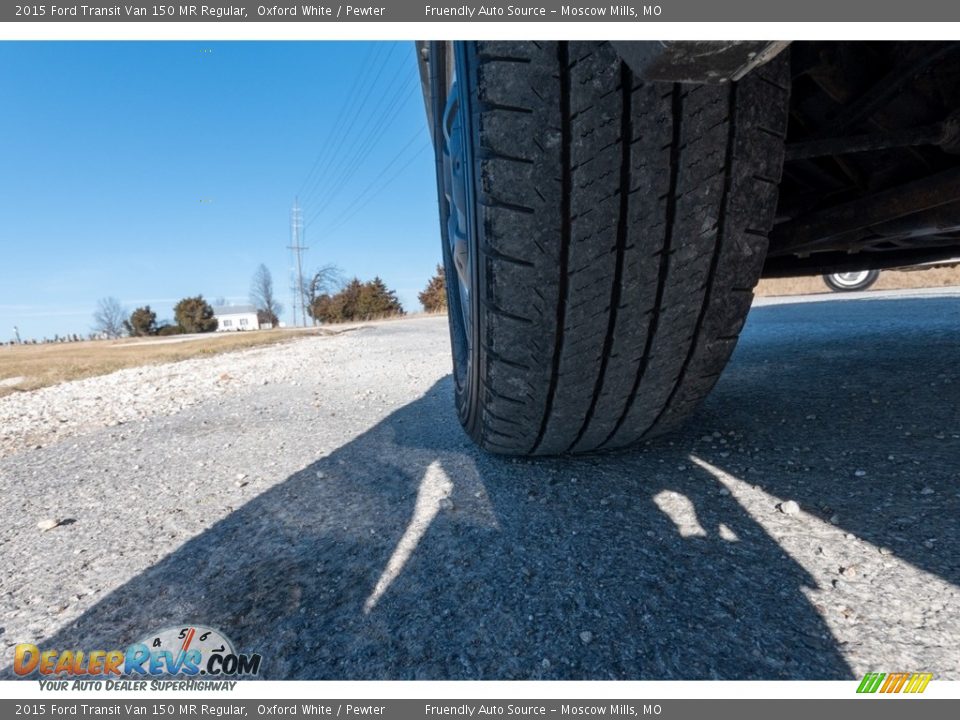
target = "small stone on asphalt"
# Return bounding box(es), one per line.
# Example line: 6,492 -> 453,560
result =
778,500 -> 800,516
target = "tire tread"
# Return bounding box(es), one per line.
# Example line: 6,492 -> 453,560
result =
461,41 -> 789,454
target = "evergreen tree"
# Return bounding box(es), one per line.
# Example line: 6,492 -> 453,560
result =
358,277 -> 404,319
418,264 -> 447,313
335,278 -> 364,321
308,277 -> 404,323
174,296 -> 218,333
125,305 -> 158,337
309,294 -> 338,324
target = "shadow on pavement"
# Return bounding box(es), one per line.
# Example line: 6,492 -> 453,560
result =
718,296 -> 960,587
13,295 -> 959,679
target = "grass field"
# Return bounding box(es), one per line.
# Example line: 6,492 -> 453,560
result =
0,329 -> 316,398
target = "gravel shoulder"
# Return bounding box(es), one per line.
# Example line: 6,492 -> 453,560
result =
0,300 -> 957,680
0,328 -> 358,458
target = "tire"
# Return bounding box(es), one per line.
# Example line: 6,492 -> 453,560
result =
433,41 -> 790,455
823,270 -> 880,292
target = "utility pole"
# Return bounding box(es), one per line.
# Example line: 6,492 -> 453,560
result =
287,198 -> 308,327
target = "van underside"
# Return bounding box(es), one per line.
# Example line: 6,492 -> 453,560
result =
766,41 -> 960,277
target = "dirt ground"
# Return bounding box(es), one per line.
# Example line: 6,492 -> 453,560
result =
756,265 -> 960,296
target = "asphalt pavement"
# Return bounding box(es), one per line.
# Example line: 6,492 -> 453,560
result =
1,289 -> 957,680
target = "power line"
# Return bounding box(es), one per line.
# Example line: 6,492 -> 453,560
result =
299,46 -> 421,227
304,74 -> 418,226
295,43 -> 379,201
298,42 -> 400,212
321,140 -> 432,237
303,69 -> 420,229
297,44 -> 389,209
291,42 -> 428,273
318,130 -> 428,231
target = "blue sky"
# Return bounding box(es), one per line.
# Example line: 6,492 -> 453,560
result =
0,41 -> 439,340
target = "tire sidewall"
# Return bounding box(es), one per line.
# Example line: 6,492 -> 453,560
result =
433,41 -> 483,437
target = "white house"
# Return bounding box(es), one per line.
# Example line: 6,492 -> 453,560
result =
212,304 -> 260,332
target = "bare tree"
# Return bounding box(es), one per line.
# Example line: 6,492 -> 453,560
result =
302,264 -> 344,325
250,264 -> 283,327
92,297 -> 127,339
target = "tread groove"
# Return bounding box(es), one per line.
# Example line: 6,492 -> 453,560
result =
483,247 -> 536,267
477,54 -> 533,64
479,100 -> 534,114
644,81 -> 740,437
479,298 -> 535,324
482,343 -> 531,371
530,41 -> 572,455
601,82 -> 683,449
482,198 -> 537,215
569,65 -> 633,452
481,149 -> 535,165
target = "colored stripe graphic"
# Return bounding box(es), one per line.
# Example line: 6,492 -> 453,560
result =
891,673 -> 909,693
906,673 -> 933,693
857,673 -> 885,693
857,672 -> 932,694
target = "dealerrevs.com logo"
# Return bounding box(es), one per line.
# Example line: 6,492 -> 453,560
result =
14,625 -> 262,682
